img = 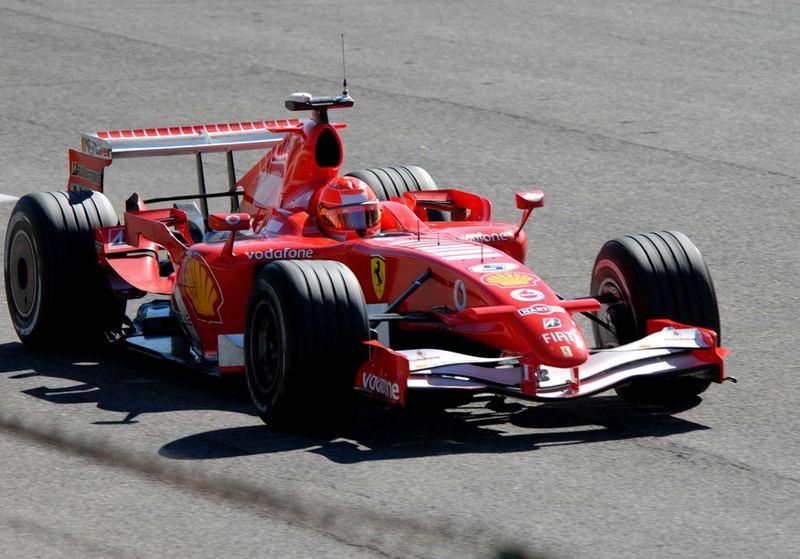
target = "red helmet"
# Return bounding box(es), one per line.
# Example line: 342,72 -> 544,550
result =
316,176 -> 381,239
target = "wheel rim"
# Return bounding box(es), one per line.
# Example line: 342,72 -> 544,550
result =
8,229 -> 39,319
249,299 -> 283,398
595,277 -> 635,348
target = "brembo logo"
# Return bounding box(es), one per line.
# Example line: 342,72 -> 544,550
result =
245,248 -> 313,260
360,372 -> 401,402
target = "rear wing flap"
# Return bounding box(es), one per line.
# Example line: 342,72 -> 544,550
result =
81,119 -> 303,161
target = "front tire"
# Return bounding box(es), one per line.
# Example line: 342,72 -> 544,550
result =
590,231 -> 720,402
4,190 -> 125,350
244,260 -> 370,426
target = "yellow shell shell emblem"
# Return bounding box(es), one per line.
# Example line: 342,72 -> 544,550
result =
482,272 -> 539,288
180,255 -> 223,322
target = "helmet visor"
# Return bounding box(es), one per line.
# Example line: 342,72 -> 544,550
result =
320,202 -> 380,231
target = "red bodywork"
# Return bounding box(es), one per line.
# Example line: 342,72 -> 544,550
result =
73,94 -> 727,403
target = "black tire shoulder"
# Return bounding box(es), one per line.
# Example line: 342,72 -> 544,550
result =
244,259 -> 369,426
590,231 -> 720,402
4,190 -> 125,350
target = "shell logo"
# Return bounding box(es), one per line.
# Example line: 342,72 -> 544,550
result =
481,272 -> 540,288
180,254 -> 223,323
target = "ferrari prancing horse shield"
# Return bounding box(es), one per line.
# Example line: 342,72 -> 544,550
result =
371,255 -> 386,300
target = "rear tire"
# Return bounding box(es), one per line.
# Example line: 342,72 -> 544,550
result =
346,166 -> 447,221
4,190 -> 125,350
590,231 -> 720,402
244,260 -> 370,427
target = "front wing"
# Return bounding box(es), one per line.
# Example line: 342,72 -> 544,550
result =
354,321 -> 730,405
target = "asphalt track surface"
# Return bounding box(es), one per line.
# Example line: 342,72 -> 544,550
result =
1,1 -> 798,558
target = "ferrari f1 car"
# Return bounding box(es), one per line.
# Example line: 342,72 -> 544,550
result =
4,90 -> 730,425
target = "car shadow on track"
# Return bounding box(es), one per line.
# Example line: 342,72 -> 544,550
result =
0,342 -> 255,423
159,395 -> 709,464
0,341 -> 708,464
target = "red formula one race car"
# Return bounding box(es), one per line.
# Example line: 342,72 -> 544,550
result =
4,90 -> 731,425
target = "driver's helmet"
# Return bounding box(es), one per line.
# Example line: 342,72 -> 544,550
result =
316,176 -> 381,239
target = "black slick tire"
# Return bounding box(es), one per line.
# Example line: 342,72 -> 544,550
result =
590,231 -> 720,402
346,165 -> 448,221
4,190 -> 125,350
244,260 -> 369,427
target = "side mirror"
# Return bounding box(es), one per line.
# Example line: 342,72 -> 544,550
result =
515,190 -> 545,209
514,190 -> 544,238
208,213 -> 251,232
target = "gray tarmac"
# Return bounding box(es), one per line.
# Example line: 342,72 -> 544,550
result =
1,1 -> 798,557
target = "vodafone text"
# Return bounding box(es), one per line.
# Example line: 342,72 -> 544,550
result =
361,372 -> 401,401
245,248 -> 313,260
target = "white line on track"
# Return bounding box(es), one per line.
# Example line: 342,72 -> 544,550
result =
0,194 -> 18,203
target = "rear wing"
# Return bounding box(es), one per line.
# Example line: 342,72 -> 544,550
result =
67,119 -> 304,214
80,119 -> 302,160
68,91 -> 354,215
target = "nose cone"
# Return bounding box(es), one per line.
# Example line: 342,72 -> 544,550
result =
536,325 -> 590,366
516,307 -> 590,367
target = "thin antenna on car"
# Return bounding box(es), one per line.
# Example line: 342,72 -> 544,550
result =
341,33 -> 348,96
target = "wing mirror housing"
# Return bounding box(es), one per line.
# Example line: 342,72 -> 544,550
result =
208,213 -> 251,232
514,190 -> 544,238
515,190 -> 544,209
208,213 -> 251,257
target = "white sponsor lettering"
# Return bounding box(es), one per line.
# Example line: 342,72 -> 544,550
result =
245,248 -> 314,260
361,372 -> 400,401
461,232 -> 511,243
510,288 -> 545,302
467,262 -> 519,273
517,304 -> 564,316
541,328 -> 585,349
